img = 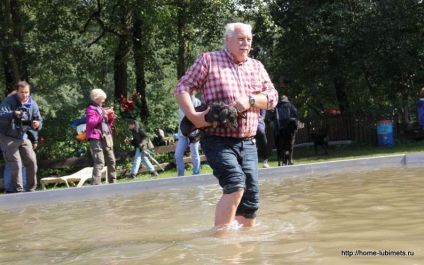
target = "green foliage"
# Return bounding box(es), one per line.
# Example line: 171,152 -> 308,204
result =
1,0 -> 423,162
267,0 -> 424,120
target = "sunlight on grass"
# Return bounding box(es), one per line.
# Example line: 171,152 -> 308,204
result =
39,140 -> 424,190
122,140 -> 424,179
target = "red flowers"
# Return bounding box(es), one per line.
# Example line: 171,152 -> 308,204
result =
324,108 -> 341,115
119,92 -> 142,119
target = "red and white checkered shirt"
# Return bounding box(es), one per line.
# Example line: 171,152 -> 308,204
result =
174,49 -> 278,138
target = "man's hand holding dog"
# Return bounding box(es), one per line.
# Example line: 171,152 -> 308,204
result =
176,92 -> 212,130
231,95 -> 251,113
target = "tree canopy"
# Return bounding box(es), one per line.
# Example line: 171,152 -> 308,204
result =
1,0 -> 423,159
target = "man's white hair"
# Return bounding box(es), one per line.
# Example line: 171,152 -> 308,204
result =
90,88 -> 107,101
223,22 -> 252,48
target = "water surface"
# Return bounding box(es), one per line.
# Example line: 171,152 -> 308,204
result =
0,167 -> 423,264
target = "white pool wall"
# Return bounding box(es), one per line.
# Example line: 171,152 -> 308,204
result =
1,153 -> 422,210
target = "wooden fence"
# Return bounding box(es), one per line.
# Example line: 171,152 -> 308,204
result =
294,115 -> 377,145
284,114 -> 424,146
39,115 -> 424,170
3,115 -> 423,173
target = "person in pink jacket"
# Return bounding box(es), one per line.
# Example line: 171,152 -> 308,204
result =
85,88 -> 117,184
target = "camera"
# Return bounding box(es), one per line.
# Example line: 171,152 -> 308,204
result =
12,107 -> 34,132
18,107 -> 32,126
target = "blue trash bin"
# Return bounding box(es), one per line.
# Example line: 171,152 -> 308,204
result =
377,120 -> 394,146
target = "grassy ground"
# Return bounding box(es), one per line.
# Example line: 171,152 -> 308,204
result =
3,140 -> 421,191
125,140 -> 424,182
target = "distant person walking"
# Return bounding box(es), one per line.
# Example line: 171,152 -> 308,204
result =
272,95 -> 298,131
271,95 -> 299,165
126,119 -> 158,178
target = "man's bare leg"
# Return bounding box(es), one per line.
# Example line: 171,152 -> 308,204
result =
214,190 -> 244,227
235,215 -> 256,227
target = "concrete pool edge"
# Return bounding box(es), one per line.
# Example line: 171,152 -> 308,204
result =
1,153 -> 422,210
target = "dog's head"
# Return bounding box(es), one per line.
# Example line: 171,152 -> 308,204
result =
222,106 -> 238,129
205,103 -> 223,128
204,102 -> 239,129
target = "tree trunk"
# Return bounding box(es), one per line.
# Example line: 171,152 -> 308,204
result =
113,37 -> 129,100
1,0 -> 28,90
334,76 -> 348,113
176,0 -> 188,79
132,12 -> 149,123
113,13 -> 132,100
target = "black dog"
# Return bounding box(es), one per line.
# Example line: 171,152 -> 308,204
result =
180,102 -> 240,140
311,128 -> 329,155
275,119 -> 298,166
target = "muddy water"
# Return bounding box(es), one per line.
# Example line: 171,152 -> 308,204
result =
0,167 -> 423,264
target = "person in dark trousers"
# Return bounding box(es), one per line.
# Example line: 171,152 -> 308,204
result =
271,95 -> 299,166
0,81 -> 42,193
272,95 -> 298,130
85,88 -> 117,185
2,129 -> 38,192
255,109 -> 270,168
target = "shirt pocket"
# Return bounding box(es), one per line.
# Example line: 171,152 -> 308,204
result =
249,77 -> 263,94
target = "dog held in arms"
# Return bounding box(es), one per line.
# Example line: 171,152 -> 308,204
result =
275,118 -> 298,166
179,102 -> 240,140
311,128 -> 329,155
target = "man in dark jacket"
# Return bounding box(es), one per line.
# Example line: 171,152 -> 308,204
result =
271,95 -> 298,130
0,81 -> 42,192
271,95 -> 299,166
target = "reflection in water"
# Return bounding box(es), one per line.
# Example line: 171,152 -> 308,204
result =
1,167 -> 423,264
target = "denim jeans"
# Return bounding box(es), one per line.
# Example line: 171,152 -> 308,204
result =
174,133 -> 200,176
131,147 -> 155,174
3,163 -> 26,192
200,135 -> 260,219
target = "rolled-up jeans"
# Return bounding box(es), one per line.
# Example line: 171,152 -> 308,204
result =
174,133 -> 200,176
200,135 -> 260,219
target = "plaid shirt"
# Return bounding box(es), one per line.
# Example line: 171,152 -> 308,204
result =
174,48 -> 278,138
